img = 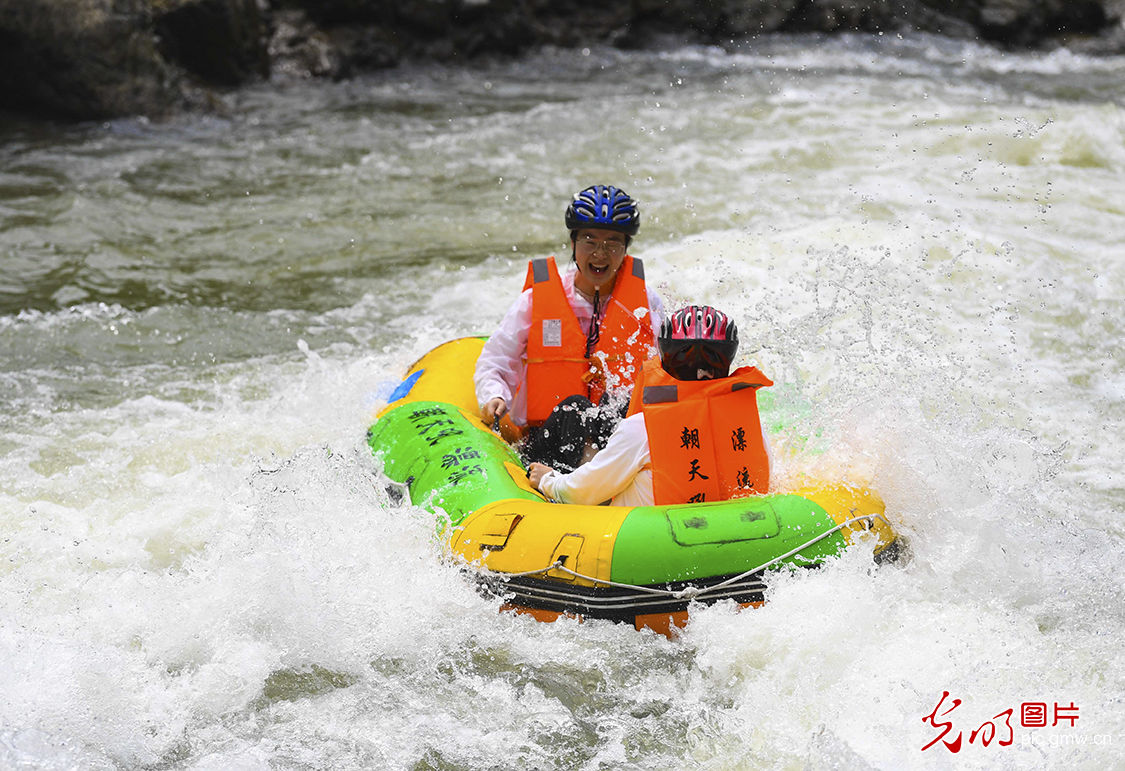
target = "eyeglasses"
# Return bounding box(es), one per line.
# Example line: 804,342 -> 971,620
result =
576,235 -> 627,258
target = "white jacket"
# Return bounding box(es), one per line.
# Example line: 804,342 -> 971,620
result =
537,413 -> 774,508
538,412 -> 654,506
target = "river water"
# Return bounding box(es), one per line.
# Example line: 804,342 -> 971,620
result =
1,34 -> 1122,770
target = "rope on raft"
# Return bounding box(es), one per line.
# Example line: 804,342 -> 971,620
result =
481,514 -> 892,602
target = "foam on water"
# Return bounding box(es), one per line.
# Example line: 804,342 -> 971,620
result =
2,36 -> 1123,770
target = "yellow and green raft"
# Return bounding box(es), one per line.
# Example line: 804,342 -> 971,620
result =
367,337 -> 900,635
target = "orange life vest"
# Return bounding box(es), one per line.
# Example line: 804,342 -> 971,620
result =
630,358 -> 773,505
522,256 -> 656,425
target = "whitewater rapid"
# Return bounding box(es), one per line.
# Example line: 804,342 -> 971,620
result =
1,34 -> 1122,769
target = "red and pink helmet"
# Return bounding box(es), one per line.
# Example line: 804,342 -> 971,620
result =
658,305 -> 739,380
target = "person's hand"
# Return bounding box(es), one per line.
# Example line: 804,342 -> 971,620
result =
527,462 -> 553,490
481,397 -> 508,425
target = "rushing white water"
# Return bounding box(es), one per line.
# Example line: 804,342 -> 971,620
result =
1,35 -> 1122,769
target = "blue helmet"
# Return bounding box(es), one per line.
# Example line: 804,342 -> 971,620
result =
565,185 -> 640,237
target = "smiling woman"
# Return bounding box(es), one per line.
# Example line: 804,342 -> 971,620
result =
573,229 -> 629,291
472,184 -> 664,467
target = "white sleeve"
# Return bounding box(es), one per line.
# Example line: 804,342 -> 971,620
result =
539,414 -> 651,505
646,287 -> 666,337
474,289 -> 532,409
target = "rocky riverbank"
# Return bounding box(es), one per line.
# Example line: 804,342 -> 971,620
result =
2,0 -> 1124,121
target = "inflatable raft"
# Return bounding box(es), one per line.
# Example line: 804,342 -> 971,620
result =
367,337 -> 900,635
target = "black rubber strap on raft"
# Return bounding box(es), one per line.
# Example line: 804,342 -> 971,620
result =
472,568 -> 771,621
